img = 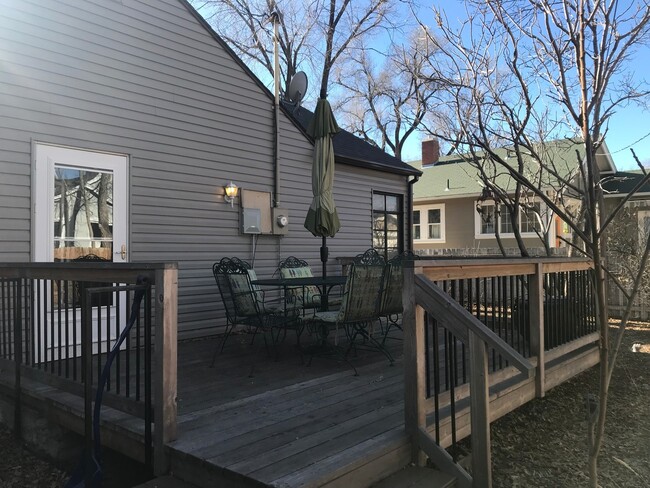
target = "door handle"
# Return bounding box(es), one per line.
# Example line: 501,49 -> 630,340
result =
114,244 -> 127,260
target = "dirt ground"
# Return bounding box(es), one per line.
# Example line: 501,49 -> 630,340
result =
491,321 -> 650,487
0,423 -> 68,488
0,321 -> 648,488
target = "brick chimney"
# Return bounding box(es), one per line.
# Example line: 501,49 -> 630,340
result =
422,139 -> 440,166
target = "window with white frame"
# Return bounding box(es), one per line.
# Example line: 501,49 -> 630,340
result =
500,208 -> 514,234
478,203 -> 496,234
520,202 -> 542,233
413,204 -> 445,242
476,201 -> 543,237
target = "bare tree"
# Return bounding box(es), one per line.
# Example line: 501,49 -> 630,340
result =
191,0 -> 316,98
333,29 -> 440,159
419,1 -> 650,484
191,0 -> 397,102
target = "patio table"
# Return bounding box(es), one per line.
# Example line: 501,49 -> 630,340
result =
253,275 -> 357,371
251,275 -> 347,312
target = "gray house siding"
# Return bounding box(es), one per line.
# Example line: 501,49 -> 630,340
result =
0,0 -> 410,338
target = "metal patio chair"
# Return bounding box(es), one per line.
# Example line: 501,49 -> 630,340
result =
278,256 -> 341,313
210,257 -> 281,366
304,262 -> 392,373
352,248 -> 386,266
378,251 -> 420,344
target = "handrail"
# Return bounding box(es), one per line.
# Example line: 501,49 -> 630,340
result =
404,257 -> 597,488
416,257 -> 591,281
0,262 -> 177,476
414,275 -> 534,377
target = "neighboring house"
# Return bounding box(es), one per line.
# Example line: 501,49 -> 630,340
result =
410,139 -> 617,255
602,169 -> 650,235
0,0 -> 419,339
602,170 -> 650,319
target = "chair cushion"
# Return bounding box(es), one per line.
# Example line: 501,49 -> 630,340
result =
228,274 -> 258,316
338,265 -> 384,322
280,266 -> 321,308
380,263 -> 403,316
280,266 -> 312,279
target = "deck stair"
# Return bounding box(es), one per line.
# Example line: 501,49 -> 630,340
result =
371,466 -> 456,488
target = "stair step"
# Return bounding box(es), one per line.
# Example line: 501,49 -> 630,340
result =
371,466 -> 456,488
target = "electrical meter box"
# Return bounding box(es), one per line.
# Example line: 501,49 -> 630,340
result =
242,208 -> 261,234
241,189 -> 272,234
272,208 -> 289,235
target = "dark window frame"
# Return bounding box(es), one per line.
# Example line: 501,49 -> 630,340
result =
372,190 -> 404,261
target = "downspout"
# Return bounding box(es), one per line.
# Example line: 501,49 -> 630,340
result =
407,175 -> 420,252
271,11 -> 281,208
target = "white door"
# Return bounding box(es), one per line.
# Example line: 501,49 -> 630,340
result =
34,143 -> 129,359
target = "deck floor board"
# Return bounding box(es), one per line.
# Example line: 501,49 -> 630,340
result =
183,372 -> 404,461
164,334 -> 408,486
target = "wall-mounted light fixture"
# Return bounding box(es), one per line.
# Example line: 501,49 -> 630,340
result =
444,179 -> 451,192
224,181 -> 238,207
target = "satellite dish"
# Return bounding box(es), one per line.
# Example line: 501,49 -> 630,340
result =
287,71 -> 308,106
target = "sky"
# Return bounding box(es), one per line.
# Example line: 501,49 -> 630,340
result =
193,1 -> 650,170
398,1 -> 650,169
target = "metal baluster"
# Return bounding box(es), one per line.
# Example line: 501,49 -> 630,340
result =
136,288 -> 141,401
144,285 -> 153,469
72,279 -> 78,381
460,278 -> 467,384
432,314 -> 441,444
126,291 -> 131,398
64,280 -> 70,378
448,329 -> 458,461
116,287 -> 121,395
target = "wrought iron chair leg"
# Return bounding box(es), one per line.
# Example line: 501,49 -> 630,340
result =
381,314 -> 402,346
210,323 -> 234,367
348,321 -> 394,366
249,326 -> 259,345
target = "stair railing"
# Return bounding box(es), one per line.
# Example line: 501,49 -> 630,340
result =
403,260 -> 536,488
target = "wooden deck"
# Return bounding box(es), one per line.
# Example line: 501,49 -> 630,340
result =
0,327 -> 599,488
169,332 -> 411,488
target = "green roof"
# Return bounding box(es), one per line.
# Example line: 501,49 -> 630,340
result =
602,170 -> 650,195
411,139 -> 614,200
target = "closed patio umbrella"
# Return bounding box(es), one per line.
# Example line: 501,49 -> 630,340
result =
304,97 -> 341,279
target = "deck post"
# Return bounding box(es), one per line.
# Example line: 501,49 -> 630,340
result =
403,263 -> 427,466
153,266 -> 178,475
529,263 -> 545,398
469,330 -> 492,488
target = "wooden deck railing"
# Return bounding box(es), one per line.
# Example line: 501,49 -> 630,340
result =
403,258 -> 596,488
0,262 -> 178,475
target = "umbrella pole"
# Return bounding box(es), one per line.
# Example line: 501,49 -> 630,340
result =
320,236 -> 329,310
320,236 -> 328,279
